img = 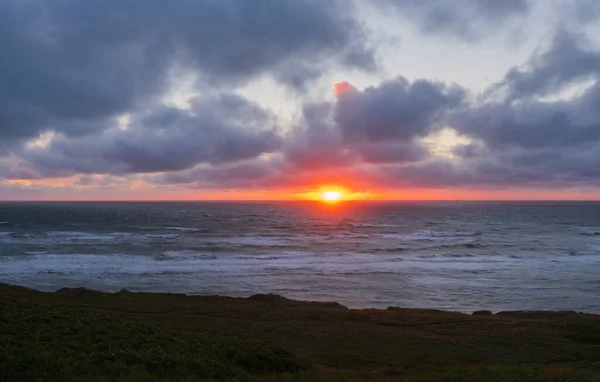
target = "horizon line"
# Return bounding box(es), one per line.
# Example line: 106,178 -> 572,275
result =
2,199 -> 600,203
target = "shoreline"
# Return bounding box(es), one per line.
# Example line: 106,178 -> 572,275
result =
4,282 -> 600,316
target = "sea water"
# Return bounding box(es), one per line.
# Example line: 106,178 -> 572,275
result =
1,201 -> 600,312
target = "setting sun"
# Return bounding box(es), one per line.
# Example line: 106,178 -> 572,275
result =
321,190 -> 343,202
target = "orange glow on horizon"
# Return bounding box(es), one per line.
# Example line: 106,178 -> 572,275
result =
4,177 -> 600,201
296,185 -> 373,202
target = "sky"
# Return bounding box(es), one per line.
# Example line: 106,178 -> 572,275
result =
2,0 -> 600,200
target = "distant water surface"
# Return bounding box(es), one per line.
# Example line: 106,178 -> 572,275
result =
1,201 -> 600,312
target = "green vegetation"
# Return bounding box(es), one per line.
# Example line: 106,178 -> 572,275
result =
2,283 -> 600,381
0,290 -> 304,381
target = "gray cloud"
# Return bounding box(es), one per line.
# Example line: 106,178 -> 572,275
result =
0,158 -> 42,180
571,0 -> 600,25
335,77 -> 465,142
500,31 -> 600,99
151,157 -> 286,189
372,0 -> 530,41
0,0 -> 373,148
283,102 -> 355,170
428,30 -> 600,189
5,2 -> 600,195
19,94 -> 281,176
74,175 -> 132,187
456,30 -> 600,151
282,80 -> 452,171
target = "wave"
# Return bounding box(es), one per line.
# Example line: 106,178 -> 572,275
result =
0,253 -> 223,277
145,233 -> 180,239
239,255 -> 287,261
372,247 -> 409,253
567,250 -> 600,257
440,253 -> 476,258
0,230 -> 183,245
349,223 -> 398,228
216,236 -> 288,246
0,222 -> 8,225
158,250 -> 217,260
381,230 -> 481,241
165,227 -> 202,232
440,242 -> 487,249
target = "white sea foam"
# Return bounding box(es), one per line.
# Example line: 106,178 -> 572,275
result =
2,247 -> 600,312
165,227 -> 201,232
350,223 -> 398,228
216,235 -> 287,246
144,233 -> 180,239
381,231 -> 479,241
0,231 -> 140,245
160,250 -> 217,260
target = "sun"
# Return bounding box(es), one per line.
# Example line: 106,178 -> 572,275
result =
321,190 -> 343,202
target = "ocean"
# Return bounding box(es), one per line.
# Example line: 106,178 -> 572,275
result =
1,201 -> 600,313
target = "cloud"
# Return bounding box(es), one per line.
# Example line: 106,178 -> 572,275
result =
149,77 -> 460,189
423,30 -> 600,189
335,77 -> 465,143
0,0 -> 373,149
283,102 -> 354,170
500,31 -> 600,99
150,156 -> 286,189
371,0 -> 530,41
18,94 -> 281,177
456,31 -> 600,151
4,4 -> 600,197
570,0 -> 600,26
284,30 -> 600,192
282,78 -> 456,171
0,158 -> 42,180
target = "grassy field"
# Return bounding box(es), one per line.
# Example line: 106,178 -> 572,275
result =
2,283 -> 600,381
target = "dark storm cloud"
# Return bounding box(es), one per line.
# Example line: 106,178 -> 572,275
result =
19,94 -> 281,176
378,140 -> 600,190
318,28 -> 600,191
351,141 -> 428,164
500,31 -> 600,99
0,159 -> 42,180
454,91 -> 600,150
152,157 -> 285,189
335,77 -> 465,142
456,31 -> 600,151
75,175 -> 133,187
415,31 -> 600,189
5,0 -> 600,194
147,79 -> 453,189
373,0 -> 530,40
0,0 -> 372,147
150,26 -> 600,192
282,80 -> 452,171
572,0 -> 600,25
283,102 -> 354,170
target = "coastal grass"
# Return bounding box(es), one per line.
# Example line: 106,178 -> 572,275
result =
2,283 -> 600,381
0,290 -> 305,381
